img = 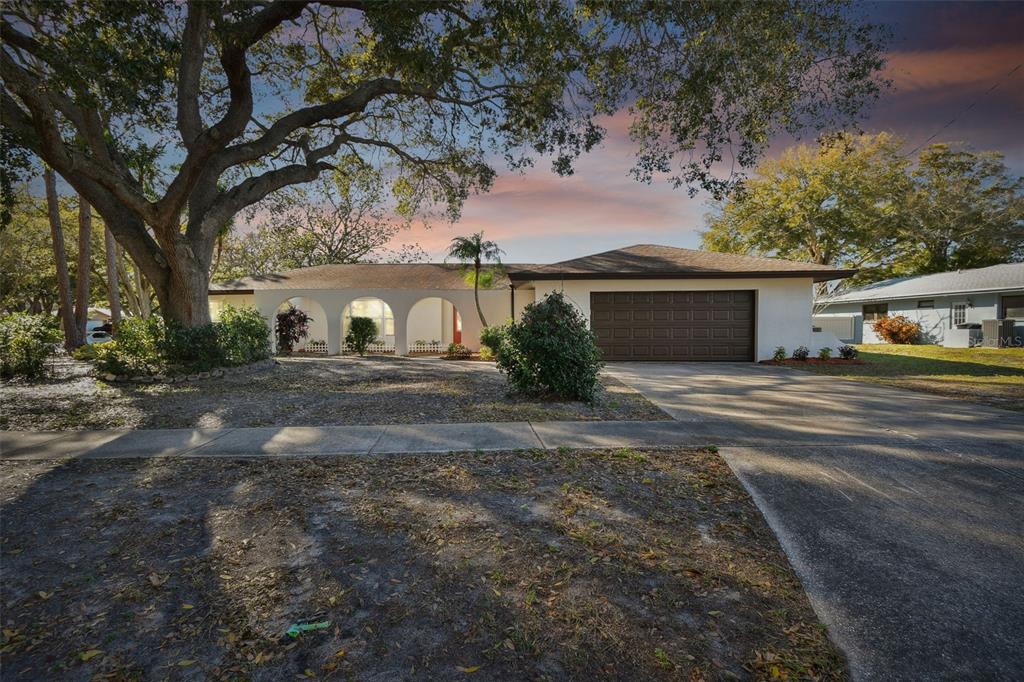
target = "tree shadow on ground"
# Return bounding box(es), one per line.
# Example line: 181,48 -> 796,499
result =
0,448 -> 843,680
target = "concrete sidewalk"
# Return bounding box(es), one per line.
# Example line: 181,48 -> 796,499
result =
0,420 -> 718,460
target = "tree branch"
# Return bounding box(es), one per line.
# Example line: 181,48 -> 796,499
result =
177,1 -> 209,147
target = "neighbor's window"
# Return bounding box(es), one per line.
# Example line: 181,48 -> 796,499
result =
951,303 -> 967,327
1002,295 -> 1024,320
862,303 -> 888,321
917,300 -> 934,309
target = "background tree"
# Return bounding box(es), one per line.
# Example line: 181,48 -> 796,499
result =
74,197 -> 92,343
43,169 -> 80,349
213,164 -> 427,281
900,144 -> 1024,274
702,135 -> 1024,298
0,188 -> 60,314
2,0 -> 886,327
103,224 -> 122,326
702,133 -> 911,289
447,232 -> 504,327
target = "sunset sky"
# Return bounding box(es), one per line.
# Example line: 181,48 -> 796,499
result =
405,1 -> 1024,263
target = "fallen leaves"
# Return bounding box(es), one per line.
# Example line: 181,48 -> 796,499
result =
79,649 -> 102,662
456,664 -> 482,673
147,572 -> 168,587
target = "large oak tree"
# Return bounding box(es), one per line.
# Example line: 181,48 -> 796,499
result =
2,0 -> 886,326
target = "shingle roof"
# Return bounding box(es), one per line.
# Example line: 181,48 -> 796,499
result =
824,262 -> 1024,304
210,263 -> 514,293
507,244 -> 854,283
210,244 -> 856,293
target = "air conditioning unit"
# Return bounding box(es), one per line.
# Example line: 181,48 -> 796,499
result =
981,319 -> 1015,348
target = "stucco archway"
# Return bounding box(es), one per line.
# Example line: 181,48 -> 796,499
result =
341,297 -> 396,354
272,296 -> 329,354
406,297 -> 463,354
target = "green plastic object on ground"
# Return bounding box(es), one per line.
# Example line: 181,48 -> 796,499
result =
286,621 -> 331,638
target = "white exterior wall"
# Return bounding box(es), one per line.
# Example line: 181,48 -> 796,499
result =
530,277 -> 816,362
819,293 -> 1002,345
227,287 -> 512,355
209,293 -> 256,319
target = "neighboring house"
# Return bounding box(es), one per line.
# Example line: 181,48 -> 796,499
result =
209,244 -> 853,361
816,263 -> 1024,347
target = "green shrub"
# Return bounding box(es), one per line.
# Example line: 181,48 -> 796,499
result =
497,291 -> 603,402
345,317 -> 377,356
838,344 -> 858,360
93,307 -> 270,376
478,345 -> 495,361
72,343 -> 100,361
444,342 -> 472,359
772,346 -> 786,362
791,345 -> 810,361
164,321 -> 224,372
0,313 -> 62,379
101,316 -> 165,374
480,323 -> 509,358
94,341 -> 131,376
817,347 -> 832,360
217,305 -> 270,366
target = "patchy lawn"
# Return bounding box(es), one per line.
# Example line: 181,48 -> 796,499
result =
0,356 -> 667,431
789,344 -> 1024,412
0,449 -> 844,681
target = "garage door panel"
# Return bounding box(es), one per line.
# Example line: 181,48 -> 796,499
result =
591,290 -> 754,362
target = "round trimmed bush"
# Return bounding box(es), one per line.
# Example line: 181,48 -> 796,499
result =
497,291 -> 603,402
345,317 -> 378,356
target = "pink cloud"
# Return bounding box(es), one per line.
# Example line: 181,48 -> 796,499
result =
884,43 -> 1024,103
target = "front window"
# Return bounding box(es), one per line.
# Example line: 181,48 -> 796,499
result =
345,298 -> 394,338
863,303 -> 888,321
951,303 -> 967,327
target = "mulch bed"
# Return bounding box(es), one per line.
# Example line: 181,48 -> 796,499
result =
0,448 -> 845,681
760,359 -> 865,366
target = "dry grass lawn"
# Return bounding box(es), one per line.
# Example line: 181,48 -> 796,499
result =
790,344 -> 1024,412
0,355 -> 667,431
1,448 -> 844,680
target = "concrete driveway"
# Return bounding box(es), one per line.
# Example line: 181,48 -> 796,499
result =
605,362 -> 1024,681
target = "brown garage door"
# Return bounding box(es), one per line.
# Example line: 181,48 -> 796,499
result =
591,291 -> 755,361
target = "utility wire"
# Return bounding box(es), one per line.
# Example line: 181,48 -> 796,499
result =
903,61 -> 1022,158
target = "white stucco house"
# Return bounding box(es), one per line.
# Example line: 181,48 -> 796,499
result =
208,244 -> 854,361
816,262 -> 1024,347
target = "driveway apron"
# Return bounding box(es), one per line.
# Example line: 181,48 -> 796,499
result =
605,362 -> 1024,681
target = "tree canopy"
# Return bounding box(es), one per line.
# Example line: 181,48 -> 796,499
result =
702,134 -> 1024,288
2,0 -> 887,325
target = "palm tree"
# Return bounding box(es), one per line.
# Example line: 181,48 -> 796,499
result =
446,232 -> 503,327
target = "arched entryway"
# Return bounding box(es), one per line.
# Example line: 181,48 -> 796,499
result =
273,296 -> 328,354
342,297 -> 395,354
406,297 -> 463,354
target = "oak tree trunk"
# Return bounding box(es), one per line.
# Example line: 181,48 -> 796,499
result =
44,169 -> 81,350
